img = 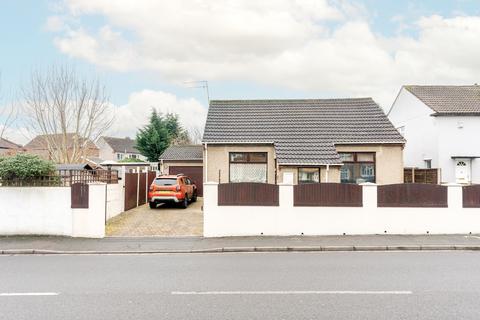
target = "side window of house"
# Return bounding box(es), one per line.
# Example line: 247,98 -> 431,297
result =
339,152 -> 375,184
298,168 -> 320,184
229,152 -> 267,183
117,153 -> 124,160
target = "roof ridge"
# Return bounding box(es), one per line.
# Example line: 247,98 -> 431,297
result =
210,98 -> 374,104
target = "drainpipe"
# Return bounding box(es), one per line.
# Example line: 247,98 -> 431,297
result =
204,143 -> 208,183
326,164 -> 330,183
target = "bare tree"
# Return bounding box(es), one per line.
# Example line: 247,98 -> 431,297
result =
0,75 -> 18,140
23,65 -> 114,163
187,126 -> 203,144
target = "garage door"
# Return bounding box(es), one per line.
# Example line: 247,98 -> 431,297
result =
169,166 -> 203,196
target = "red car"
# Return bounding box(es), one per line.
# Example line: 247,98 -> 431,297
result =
148,174 -> 198,209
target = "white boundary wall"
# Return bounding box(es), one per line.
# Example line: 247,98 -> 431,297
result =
0,183 -> 107,238
106,183 -> 124,220
203,182 -> 480,237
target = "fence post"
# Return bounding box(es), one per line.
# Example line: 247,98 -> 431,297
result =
446,183 -> 463,209
360,182 -> 377,209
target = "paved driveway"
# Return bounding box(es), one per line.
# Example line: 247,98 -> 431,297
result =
106,198 -> 203,237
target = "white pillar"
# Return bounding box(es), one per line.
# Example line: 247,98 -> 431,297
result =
446,183 -> 463,210
360,182 -> 377,209
203,182 -> 218,237
279,183 -> 294,208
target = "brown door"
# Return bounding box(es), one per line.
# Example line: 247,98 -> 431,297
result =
169,166 -> 203,196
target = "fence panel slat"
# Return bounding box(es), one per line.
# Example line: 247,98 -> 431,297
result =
378,183 -> 447,207
218,183 -> 279,206
293,183 -> 363,207
463,185 -> 480,208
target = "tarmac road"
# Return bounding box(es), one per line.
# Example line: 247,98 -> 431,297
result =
1,251 -> 479,319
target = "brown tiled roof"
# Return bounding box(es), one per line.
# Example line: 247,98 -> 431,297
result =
24,133 -> 98,150
405,85 -> 480,115
101,136 -> 139,154
160,145 -> 203,161
0,137 -> 21,149
203,98 -> 405,165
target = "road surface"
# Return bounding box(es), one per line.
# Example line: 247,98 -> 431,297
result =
1,251 -> 480,319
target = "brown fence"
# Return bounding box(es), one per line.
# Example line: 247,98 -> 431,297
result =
124,173 -> 139,211
463,185 -> 480,208
71,183 -> 89,208
294,183 -> 363,207
404,168 -> 440,184
378,183 -> 447,207
218,183 -> 279,206
138,173 -> 147,206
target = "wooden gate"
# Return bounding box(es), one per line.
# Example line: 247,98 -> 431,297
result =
71,183 -> 89,208
169,166 -> 203,196
124,173 -> 138,211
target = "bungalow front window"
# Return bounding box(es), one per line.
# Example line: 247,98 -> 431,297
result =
229,152 -> 267,183
339,152 -> 375,184
298,168 -> 320,184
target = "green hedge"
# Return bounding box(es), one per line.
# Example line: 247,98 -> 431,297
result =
0,154 -> 56,180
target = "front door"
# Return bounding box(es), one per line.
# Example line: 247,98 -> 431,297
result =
455,159 -> 471,184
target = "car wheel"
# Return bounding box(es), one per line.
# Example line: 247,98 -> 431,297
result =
149,202 -> 156,209
180,196 -> 188,209
191,192 -> 197,202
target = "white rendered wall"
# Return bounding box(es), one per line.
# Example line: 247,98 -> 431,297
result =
436,116 -> 480,183
203,182 -> 480,237
0,184 -> 107,238
106,183 -> 124,220
388,88 -> 438,168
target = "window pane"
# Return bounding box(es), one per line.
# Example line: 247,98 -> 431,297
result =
339,153 -> 354,162
154,178 -> 177,186
357,153 -> 374,162
360,164 -> 375,182
340,164 -> 354,183
298,168 -> 319,183
230,153 -> 247,162
249,152 -> 267,163
230,163 -> 267,183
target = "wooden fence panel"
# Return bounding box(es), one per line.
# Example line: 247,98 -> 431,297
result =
404,168 -> 439,184
124,173 -> 138,211
293,183 -> 363,207
463,185 -> 480,208
71,183 -> 89,208
148,171 -> 157,186
218,183 -> 279,206
138,173 -> 147,206
378,183 -> 447,207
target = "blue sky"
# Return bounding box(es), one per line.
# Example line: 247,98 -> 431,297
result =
1,0 -> 480,142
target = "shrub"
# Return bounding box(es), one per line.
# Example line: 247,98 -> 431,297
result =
0,154 -> 56,180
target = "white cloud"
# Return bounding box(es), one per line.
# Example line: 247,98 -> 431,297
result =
50,1 -> 480,107
107,89 -> 207,139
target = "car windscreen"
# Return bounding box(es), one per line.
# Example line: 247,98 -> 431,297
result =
154,178 -> 177,186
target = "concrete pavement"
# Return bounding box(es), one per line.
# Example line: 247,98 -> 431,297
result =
1,251 -> 480,319
2,234 -> 480,254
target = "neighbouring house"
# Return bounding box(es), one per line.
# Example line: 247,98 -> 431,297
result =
388,85 -> 480,184
159,145 -> 203,195
0,137 -> 22,156
24,133 -> 99,162
96,136 -> 146,162
202,99 -> 405,185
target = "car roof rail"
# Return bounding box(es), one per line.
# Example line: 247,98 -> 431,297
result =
176,173 -> 185,176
